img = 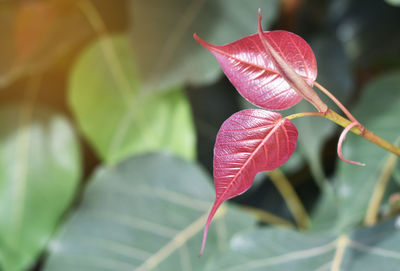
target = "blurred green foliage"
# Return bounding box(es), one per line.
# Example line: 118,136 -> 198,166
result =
0,0 -> 400,270
69,34 -> 196,164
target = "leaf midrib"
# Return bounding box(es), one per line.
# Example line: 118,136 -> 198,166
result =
209,43 -> 280,76
217,117 -> 286,202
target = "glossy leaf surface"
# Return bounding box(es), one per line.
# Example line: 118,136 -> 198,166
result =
201,109 -> 298,254
0,104 -> 81,271
256,12 -> 326,112
194,30 -> 317,110
44,153 -> 257,271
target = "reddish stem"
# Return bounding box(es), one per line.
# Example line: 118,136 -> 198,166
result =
337,122 -> 366,166
288,109 -> 400,157
257,10 -> 328,113
314,81 -> 363,130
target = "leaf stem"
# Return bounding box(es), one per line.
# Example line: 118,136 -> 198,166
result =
331,234 -> 350,271
337,122 -> 365,166
286,109 -> 400,157
258,11 -> 328,113
267,169 -> 310,229
240,205 -> 295,228
285,111 -> 325,120
364,141 -> 400,226
314,81 -> 360,126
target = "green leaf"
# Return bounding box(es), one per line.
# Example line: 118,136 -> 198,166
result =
335,70 -> 400,231
310,183 -> 339,233
205,218 -> 400,270
129,0 -> 279,90
0,104 -> 81,271
44,153 -> 257,271
69,34 -> 196,165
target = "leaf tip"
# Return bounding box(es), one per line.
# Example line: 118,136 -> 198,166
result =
193,33 -> 215,52
257,9 -> 263,34
199,200 -> 223,256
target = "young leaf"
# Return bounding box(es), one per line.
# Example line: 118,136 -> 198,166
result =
256,11 -> 327,113
193,29 -> 317,110
200,109 -> 298,254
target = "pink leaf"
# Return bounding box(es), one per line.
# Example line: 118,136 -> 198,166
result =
200,109 -> 298,255
256,11 -> 327,113
193,29 -> 317,110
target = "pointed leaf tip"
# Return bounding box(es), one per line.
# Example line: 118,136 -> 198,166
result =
257,12 -> 327,112
194,15 -> 320,110
258,9 -> 263,32
193,33 -> 216,52
199,200 -> 223,256
201,109 -> 298,254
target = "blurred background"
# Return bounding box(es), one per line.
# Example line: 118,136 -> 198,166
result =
1,0 -> 400,270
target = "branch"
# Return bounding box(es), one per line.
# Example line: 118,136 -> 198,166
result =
267,169 -> 310,229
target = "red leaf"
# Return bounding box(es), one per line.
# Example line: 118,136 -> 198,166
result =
193,30 -> 317,110
256,11 -> 327,113
200,109 -> 298,255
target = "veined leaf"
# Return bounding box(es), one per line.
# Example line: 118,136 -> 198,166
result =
43,153 -> 257,271
201,109 -> 298,254
205,218 -> 400,271
194,29 -> 317,110
255,12 -> 326,112
0,104 -> 81,271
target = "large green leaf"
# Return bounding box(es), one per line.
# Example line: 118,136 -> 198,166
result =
335,70 -> 400,230
205,218 -> 400,270
129,0 -> 279,90
69,34 -> 196,165
44,153 -> 257,271
0,104 -> 81,271
309,183 -> 340,233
